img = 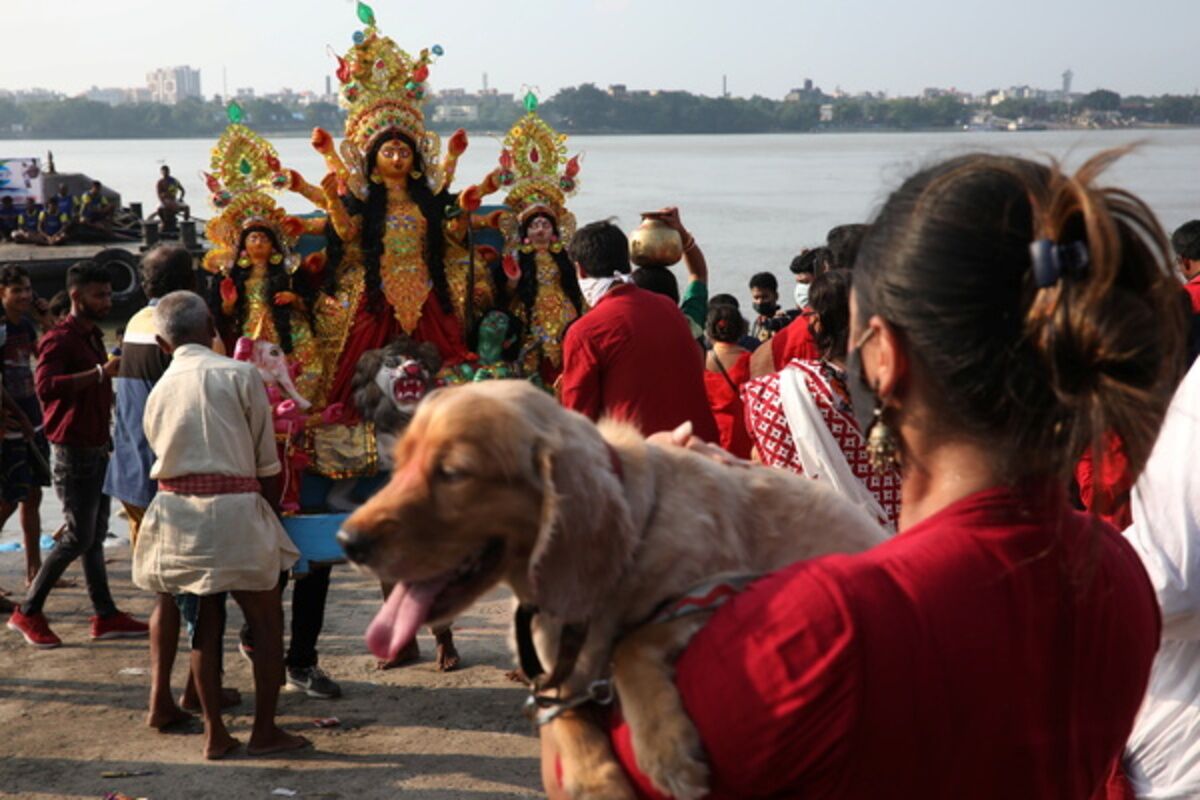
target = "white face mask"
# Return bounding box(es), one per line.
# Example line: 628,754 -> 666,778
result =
793,282 -> 811,309
578,274 -> 629,308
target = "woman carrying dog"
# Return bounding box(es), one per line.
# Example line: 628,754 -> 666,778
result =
544,150 -> 1185,799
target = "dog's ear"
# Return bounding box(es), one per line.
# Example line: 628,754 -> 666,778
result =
528,418 -> 635,623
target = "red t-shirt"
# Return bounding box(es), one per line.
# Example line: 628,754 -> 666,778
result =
1184,275 -> 1200,314
702,351 -> 752,458
561,284 -> 719,442
611,484 -> 1159,799
769,312 -> 820,369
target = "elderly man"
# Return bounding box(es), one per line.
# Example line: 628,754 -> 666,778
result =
132,291 -> 306,760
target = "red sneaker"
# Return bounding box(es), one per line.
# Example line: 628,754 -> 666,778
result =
8,609 -> 62,649
90,611 -> 150,640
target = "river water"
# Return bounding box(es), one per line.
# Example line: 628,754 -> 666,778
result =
5,128 -> 1200,298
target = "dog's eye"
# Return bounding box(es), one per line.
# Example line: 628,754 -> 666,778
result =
435,463 -> 466,483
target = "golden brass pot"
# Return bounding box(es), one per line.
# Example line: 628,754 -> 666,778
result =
629,217 -> 683,268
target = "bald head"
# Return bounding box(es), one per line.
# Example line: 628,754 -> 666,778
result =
154,290 -> 212,349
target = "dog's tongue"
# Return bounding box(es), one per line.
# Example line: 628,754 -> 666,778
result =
366,576 -> 452,662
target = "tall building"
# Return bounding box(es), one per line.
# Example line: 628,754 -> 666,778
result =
146,66 -> 202,105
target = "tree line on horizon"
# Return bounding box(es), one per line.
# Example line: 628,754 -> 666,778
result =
1,85 -> 1197,139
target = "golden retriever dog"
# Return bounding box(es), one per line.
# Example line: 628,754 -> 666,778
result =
339,380 -> 886,799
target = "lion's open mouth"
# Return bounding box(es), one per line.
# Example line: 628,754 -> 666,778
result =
365,538 -> 505,662
392,376 -> 428,406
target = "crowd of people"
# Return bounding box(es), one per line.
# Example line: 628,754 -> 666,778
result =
2,11 -> 1199,797
0,179 -> 119,246
0,147 -> 1198,796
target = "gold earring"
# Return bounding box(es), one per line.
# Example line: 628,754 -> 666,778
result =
370,173 -> 383,185
410,169 -> 423,180
866,403 -> 900,474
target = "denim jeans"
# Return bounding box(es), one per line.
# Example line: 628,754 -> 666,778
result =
23,445 -> 117,618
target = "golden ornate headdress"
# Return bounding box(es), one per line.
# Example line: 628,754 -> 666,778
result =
332,1 -> 448,199
497,93 -> 581,250
202,103 -> 303,276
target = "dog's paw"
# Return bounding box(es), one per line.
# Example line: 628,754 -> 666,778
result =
564,761 -> 636,800
633,716 -> 710,800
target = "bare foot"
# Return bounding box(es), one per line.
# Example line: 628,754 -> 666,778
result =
505,668 -> 528,684
180,686 -> 241,712
205,732 -> 241,760
247,728 -> 310,757
147,705 -> 195,731
434,630 -> 460,672
375,639 -> 419,670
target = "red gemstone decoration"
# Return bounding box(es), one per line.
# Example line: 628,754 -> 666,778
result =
266,153 -> 281,171
414,65 -> 429,82
530,147 -> 539,164
336,57 -> 350,83
499,150 -> 513,169
565,155 -> 580,178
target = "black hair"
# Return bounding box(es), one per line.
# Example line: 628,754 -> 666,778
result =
855,150 -> 1185,480
140,245 -> 195,299
0,263 -> 30,287
568,219 -> 630,278
1,196 -> 13,206
706,303 -> 748,344
1172,220 -> 1200,261
631,267 -> 679,304
790,247 -> 830,276
749,271 -> 778,293
708,292 -> 740,309
513,213 -> 584,315
826,224 -> 868,270
357,132 -> 452,314
808,269 -> 851,360
66,261 -> 110,290
48,290 -> 70,316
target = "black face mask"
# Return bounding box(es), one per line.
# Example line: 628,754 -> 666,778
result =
845,328 -> 879,437
753,301 -> 777,317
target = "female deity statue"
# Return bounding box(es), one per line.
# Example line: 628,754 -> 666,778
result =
495,97 -> 585,384
201,109 -> 328,506
291,8 -> 501,418
202,109 -> 326,403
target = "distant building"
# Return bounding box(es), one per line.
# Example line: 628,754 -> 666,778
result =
147,66 -> 202,105
819,104 -> 834,123
432,103 -> 480,123
235,88 -> 256,99
608,84 -> 628,98
785,79 -> 822,102
79,86 -> 130,106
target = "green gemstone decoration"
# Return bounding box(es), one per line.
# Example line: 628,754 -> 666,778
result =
524,91 -> 538,113
238,157 -> 252,176
227,101 -> 244,124
356,1 -> 375,25
405,81 -> 418,91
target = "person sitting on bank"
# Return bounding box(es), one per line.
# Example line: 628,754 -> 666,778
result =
132,290 -> 308,760
11,198 -> 44,245
0,197 -> 17,240
37,196 -> 72,246
155,165 -> 189,229
77,181 -> 114,230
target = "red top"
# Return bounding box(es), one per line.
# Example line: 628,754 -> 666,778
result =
702,351 -> 752,458
611,484 -> 1159,799
1184,275 -> 1200,313
1074,432 -> 1133,531
561,284 -> 719,441
35,314 -> 113,448
769,312 -> 820,369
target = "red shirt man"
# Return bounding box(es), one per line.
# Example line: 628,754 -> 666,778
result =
559,221 -> 719,442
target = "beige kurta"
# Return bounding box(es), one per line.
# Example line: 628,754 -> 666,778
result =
132,344 -> 299,595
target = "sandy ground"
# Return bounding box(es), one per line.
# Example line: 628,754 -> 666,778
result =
0,525 -> 543,800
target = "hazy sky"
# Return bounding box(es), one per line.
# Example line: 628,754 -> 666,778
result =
4,0 -> 1196,100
